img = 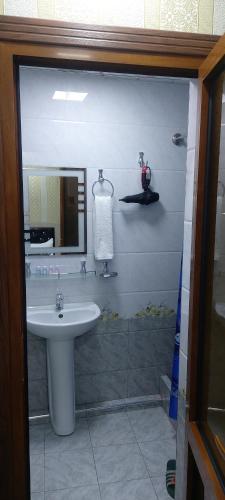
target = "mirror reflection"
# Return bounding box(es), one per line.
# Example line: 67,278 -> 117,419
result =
23,167 -> 86,254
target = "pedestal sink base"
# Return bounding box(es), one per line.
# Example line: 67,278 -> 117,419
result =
27,302 -> 101,435
47,339 -> 75,435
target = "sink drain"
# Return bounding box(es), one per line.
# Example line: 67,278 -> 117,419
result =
58,313 -> 63,318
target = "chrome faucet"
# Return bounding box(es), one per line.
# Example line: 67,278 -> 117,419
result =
56,289 -> 64,311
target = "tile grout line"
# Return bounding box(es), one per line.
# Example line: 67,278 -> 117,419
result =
86,416 -> 103,500
42,417 -> 100,493
43,423 -> 47,496
86,409 -> 149,492
128,410 -> 161,500
23,116 -> 189,130
126,407 -> 173,499
126,333 -> 129,400
125,410 -> 150,470
125,408 -> 159,499
31,410 -> 167,499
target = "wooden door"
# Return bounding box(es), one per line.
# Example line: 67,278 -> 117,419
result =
0,15 -> 219,500
187,34 -> 225,499
60,177 -> 79,247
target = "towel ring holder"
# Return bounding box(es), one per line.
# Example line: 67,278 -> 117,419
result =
92,169 -> 114,198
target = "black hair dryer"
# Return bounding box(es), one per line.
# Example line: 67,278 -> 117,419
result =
119,152 -> 159,205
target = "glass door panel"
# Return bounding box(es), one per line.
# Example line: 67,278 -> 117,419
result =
200,68 -> 225,482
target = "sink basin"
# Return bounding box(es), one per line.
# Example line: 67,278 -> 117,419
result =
27,302 -> 101,436
27,302 -> 101,340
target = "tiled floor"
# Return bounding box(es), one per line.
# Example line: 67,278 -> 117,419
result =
29,406 -> 176,500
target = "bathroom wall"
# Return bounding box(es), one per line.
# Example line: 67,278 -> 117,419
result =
20,67 -> 189,412
21,67 -> 189,318
28,315 -> 176,413
175,80 -> 198,500
2,0 -> 225,35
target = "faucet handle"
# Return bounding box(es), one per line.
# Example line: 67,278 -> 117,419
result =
56,288 -> 64,311
80,259 -> 87,274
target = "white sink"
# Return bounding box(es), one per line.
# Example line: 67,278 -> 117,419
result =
27,302 -> 101,436
27,302 -> 101,340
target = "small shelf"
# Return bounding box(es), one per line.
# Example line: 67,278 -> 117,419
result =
26,271 -> 96,281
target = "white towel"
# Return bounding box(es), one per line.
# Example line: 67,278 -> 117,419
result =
93,195 -> 113,260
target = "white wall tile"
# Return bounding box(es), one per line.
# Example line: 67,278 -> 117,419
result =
20,68 -> 189,317
22,119 -> 187,173
183,221 -> 192,258
20,69 -> 189,128
184,149 -> 196,221
180,287 -> 190,356
179,350 -> 188,397
177,80 -> 198,446
27,285 -> 179,318
112,252 -> 181,294
87,168 -> 186,213
187,80 -> 198,150
176,80 -> 198,440
57,252 -> 179,295
182,221 -> 192,290
87,211 -> 184,254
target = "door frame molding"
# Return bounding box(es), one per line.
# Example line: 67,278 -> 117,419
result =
0,15 -> 218,500
187,33 -> 225,498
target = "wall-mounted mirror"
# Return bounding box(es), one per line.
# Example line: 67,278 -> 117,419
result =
23,167 -> 87,254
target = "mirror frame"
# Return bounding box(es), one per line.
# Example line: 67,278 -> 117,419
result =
23,166 -> 87,255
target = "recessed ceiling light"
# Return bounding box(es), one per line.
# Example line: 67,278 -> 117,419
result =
52,91 -> 88,101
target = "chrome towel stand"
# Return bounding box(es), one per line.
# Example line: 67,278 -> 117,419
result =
92,169 -> 114,198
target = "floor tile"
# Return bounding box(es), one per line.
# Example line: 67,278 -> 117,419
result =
31,493 -> 44,500
100,478 -> 157,500
45,449 -> 97,491
88,411 -> 135,447
127,407 -> 175,443
139,438 -> 176,476
45,485 -> 101,500
151,475 -> 172,500
93,443 -> 148,484
30,454 -> 44,493
29,425 -> 46,455
45,419 -> 91,453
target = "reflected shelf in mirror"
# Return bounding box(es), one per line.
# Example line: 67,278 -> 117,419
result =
26,270 -> 96,281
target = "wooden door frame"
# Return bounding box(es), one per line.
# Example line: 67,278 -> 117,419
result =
0,15 -> 218,500
187,34 -> 225,499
